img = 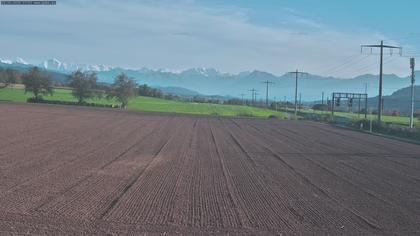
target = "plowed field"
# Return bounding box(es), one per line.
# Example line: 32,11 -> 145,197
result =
1,103 -> 420,235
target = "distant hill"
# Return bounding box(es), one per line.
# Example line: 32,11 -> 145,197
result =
156,86 -> 201,97
2,58 -> 419,101
368,86 -> 420,114
95,68 -> 418,101
0,62 -> 67,84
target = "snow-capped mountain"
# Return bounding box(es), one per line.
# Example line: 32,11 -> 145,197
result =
180,68 -> 226,78
1,56 -> 418,102
42,58 -> 67,71
0,57 -> 29,65
15,57 -> 29,65
0,58 -> 12,64
0,57 -> 111,73
41,58 -> 112,73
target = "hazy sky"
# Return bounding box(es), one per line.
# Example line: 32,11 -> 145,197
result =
1,0 -> 419,77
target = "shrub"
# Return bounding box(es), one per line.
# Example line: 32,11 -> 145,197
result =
312,104 -> 328,111
27,98 -> 115,108
236,112 -> 253,117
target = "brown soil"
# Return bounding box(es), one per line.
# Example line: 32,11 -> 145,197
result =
1,103 -> 420,235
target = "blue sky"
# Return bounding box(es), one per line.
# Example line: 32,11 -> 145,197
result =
0,0 -> 419,77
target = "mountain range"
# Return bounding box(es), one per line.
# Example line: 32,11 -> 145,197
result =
1,57 -> 419,101
367,86 -> 420,114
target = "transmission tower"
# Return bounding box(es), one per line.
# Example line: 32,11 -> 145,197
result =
361,40 -> 402,123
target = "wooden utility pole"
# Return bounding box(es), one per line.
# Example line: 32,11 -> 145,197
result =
361,41 -> 402,123
288,70 -> 308,120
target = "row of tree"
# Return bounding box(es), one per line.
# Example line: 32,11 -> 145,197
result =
66,70 -> 136,108
1,67 -> 185,108
59,69 -> 137,108
2,66 -> 286,108
0,68 -> 21,88
1,67 -> 137,108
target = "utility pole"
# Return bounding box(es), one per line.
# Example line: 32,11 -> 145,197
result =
364,83 -> 368,119
248,89 -> 257,104
327,97 -> 330,111
321,92 -> 325,105
274,96 -> 277,111
410,58 -> 416,128
262,80 -> 275,107
299,93 -> 302,111
240,93 -> 245,105
361,41 -> 402,123
381,97 -> 384,114
288,70 -> 308,120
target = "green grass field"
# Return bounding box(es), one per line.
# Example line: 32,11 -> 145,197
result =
283,107 -> 419,127
0,88 -> 287,118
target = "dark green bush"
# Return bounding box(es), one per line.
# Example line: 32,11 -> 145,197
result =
27,98 -> 115,108
236,112 -> 253,117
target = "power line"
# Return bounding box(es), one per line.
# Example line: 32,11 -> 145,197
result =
319,55 -> 370,76
310,54 -> 361,72
348,56 -> 398,76
361,40 -> 403,122
333,58 -> 379,76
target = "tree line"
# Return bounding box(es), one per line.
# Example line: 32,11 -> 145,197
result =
2,66 -> 246,106
0,67 -> 21,88
0,67 -> 138,108
2,66 -> 297,109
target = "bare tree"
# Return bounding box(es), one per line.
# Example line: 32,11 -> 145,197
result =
107,73 -> 136,108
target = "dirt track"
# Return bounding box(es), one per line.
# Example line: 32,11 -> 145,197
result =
1,103 -> 420,235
